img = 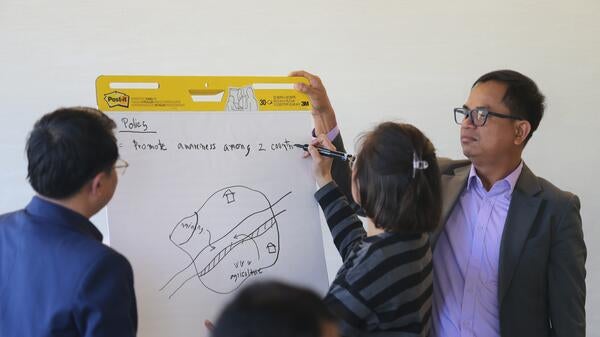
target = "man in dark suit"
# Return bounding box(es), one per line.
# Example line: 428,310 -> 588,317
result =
0,107 -> 137,337
292,70 -> 586,337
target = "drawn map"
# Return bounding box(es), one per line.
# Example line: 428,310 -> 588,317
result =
161,186 -> 290,297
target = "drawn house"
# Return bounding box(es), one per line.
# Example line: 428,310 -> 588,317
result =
223,189 -> 236,204
267,242 -> 276,254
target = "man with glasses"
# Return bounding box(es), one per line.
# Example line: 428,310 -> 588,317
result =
292,70 -> 586,337
0,107 -> 137,337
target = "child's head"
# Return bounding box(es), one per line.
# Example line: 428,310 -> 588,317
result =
352,122 -> 441,233
211,280 -> 339,337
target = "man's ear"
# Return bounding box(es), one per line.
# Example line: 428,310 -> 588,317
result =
514,120 -> 532,146
89,171 -> 109,198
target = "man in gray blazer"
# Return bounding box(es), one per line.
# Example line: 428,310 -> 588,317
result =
292,70 -> 586,337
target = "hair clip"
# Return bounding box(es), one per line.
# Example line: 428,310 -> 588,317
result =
413,152 -> 429,178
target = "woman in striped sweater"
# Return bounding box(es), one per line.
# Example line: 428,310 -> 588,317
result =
307,122 -> 442,337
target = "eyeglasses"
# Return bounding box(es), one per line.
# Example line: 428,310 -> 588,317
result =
453,107 -> 523,127
114,158 -> 129,176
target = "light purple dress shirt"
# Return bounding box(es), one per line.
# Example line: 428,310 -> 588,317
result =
431,162 -> 523,337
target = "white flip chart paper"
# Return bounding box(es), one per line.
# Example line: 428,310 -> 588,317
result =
107,111 -> 329,337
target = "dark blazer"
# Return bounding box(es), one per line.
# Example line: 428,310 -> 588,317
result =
331,135 -> 586,337
436,158 -> 586,337
0,196 -> 138,337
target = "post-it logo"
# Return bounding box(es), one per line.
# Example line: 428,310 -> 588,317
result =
104,91 -> 130,108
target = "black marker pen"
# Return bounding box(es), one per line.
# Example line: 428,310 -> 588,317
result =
294,143 -> 355,162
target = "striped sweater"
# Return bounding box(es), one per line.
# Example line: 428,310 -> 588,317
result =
315,182 -> 432,337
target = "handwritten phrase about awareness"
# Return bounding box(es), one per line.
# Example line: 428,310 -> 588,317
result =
119,117 -> 298,157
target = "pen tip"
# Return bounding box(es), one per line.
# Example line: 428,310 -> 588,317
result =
293,144 -> 303,148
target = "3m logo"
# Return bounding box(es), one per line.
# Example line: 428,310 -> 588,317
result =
104,91 -> 130,108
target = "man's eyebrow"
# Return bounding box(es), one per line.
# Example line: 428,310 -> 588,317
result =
463,104 -> 491,110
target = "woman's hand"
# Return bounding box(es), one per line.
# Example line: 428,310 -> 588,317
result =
289,70 -> 338,135
307,134 -> 335,188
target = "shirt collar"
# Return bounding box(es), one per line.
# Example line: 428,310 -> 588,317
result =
466,161 -> 524,194
25,196 -> 103,241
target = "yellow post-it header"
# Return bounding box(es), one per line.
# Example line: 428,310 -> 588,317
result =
96,75 -> 312,112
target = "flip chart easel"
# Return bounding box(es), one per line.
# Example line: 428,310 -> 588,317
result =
96,76 -> 329,337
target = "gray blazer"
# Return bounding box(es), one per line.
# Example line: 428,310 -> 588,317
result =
331,136 -> 586,337
435,159 -> 586,337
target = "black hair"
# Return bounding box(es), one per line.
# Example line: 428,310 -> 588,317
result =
212,280 -> 337,337
354,122 -> 441,233
26,107 -> 118,199
473,69 -> 545,143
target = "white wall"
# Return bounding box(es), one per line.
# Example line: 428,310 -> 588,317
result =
1,0 -> 598,334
